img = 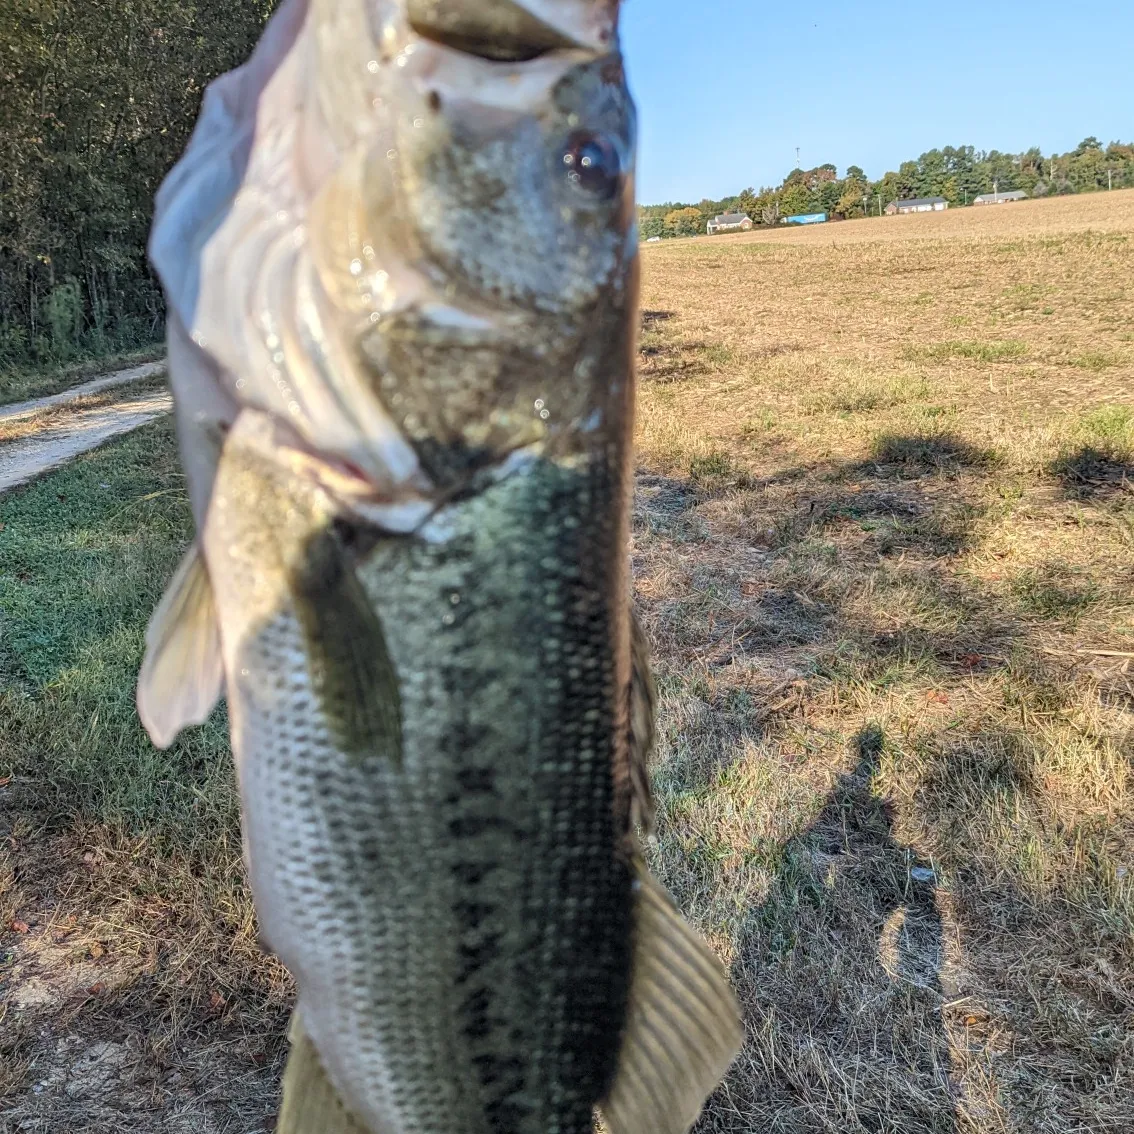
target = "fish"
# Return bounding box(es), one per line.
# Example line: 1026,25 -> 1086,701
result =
138,2 -> 743,1133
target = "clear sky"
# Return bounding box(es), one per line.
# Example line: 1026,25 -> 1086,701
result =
621,0 -> 1134,204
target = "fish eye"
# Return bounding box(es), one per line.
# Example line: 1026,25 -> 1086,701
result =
562,132 -> 623,201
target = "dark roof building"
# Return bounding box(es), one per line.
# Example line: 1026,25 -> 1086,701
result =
885,196 -> 949,215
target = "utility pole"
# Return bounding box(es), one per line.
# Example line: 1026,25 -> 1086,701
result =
795,146 -> 801,170
1108,168 -> 1114,190
862,193 -> 869,218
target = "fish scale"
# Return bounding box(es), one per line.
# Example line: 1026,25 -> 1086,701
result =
356,454 -> 635,1134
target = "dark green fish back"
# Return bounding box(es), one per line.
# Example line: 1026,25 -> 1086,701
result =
354,453 -> 634,1134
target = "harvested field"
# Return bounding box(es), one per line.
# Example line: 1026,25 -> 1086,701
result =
2,190 -> 1133,1132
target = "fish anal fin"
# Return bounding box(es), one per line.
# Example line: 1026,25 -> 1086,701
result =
601,862 -> 743,1134
276,1014 -> 373,1134
136,544 -> 224,749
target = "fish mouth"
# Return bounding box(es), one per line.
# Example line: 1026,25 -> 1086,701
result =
404,0 -> 617,61
407,0 -> 583,61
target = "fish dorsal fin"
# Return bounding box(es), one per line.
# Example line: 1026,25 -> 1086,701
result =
136,543 -> 225,749
601,862 -> 743,1134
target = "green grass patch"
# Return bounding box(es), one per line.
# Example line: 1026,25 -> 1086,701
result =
0,420 -> 233,842
905,338 -> 1029,363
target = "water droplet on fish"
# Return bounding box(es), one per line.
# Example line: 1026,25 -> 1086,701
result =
241,668 -> 250,677
442,613 -> 455,626
386,148 -> 398,160
375,270 -> 389,287
540,409 -> 550,420
534,399 -> 546,411
289,401 -> 301,415
367,60 -> 379,74
276,210 -> 288,222
350,259 -> 363,275
236,378 -> 246,390
413,117 -> 425,129
370,312 -> 380,323
449,593 -> 461,605
363,245 -> 375,259
568,113 -> 580,127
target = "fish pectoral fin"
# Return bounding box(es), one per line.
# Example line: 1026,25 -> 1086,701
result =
136,543 -> 224,749
277,1014 -> 373,1134
601,861 -> 744,1134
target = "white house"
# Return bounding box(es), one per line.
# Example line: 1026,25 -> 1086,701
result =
973,190 -> 1028,205
707,212 -> 754,234
885,197 -> 948,216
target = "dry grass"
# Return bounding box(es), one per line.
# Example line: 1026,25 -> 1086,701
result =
637,189 -> 1134,1132
0,191 -> 1131,1132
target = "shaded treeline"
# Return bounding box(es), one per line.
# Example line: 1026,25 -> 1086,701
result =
642,138 -> 1134,238
0,0 -> 275,373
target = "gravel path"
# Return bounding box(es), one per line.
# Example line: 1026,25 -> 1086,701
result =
0,360 -> 165,424
0,364 -> 171,493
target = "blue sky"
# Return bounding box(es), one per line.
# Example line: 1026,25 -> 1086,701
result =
621,0 -> 1134,204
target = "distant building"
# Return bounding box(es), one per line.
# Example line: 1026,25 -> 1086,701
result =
706,212 -> 753,234
783,212 -> 827,225
973,190 -> 1028,205
885,197 -> 948,215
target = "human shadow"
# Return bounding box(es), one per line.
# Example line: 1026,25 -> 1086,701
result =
719,727 -> 957,1133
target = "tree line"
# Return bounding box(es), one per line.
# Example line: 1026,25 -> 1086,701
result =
641,139 -> 1134,240
0,1 -> 275,377
2,4 -> 1131,374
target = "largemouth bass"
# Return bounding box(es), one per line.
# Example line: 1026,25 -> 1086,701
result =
139,2 -> 742,1132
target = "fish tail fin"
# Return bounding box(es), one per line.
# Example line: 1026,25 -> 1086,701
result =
136,543 -> 224,748
601,861 -> 743,1134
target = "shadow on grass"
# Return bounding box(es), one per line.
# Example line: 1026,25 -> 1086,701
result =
720,727 -> 956,1133
1049,444 -> 1134,502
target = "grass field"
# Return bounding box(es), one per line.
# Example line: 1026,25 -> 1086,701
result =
2,189 -> 1133,1132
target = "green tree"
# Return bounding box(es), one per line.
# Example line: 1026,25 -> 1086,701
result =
0,0 -> 277,370
664,207 -> 705,238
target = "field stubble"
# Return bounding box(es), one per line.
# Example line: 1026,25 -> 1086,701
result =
0,190 -> 1132,1132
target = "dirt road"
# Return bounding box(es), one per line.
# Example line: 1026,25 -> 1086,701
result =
0,363 -> 170,493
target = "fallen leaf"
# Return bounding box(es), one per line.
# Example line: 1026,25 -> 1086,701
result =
927,691 -> 949,704
11,919 -> 30,934
960,653 -> 982,668
0,777 -> 11,788
87,982 -> 107,996
208,990 -> 227,1013
740,581 -> 761,597
88,941 -> 106,959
